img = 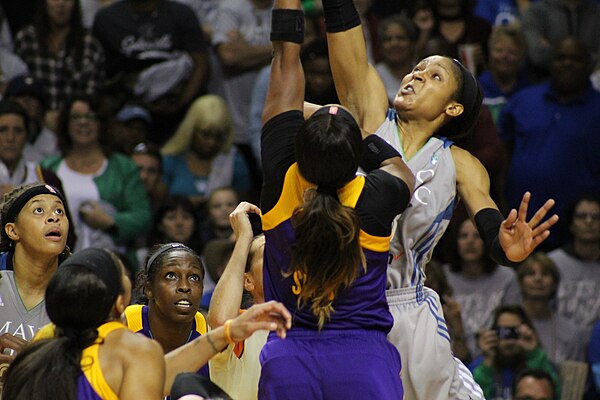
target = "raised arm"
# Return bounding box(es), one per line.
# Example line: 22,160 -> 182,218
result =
207,202 -> 260,328
322,0 -> 389,132
261,0 -> 305,124
453,146 -> 558,265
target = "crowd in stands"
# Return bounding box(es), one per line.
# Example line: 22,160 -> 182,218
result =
0,0 -> 599,398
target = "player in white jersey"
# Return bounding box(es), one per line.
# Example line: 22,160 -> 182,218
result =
320,0 -> 559,398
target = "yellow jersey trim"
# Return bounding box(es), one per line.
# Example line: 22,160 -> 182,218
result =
124,304 -> 143,332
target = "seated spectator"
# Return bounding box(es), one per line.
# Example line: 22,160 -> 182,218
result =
374,14 -> 417,103
472,304 -> 560,399
301,39 -> 339,106
517,252 -> 586,367
0,100 -> 62,197
131,141 -> 166,212
513,368 -> 557,400
14,0 -> 105,122
499,37 -> 600,249
548,194 -> 600,330
443,217 -> 521,359
40,96 -> 151,253
426,259 -> 471,363
474,0 -> 533,26
0,183 -> 75,396
479,24 -> 530,125
110,104 -> 153,155
161,95 -> 252,205
139,196 -> 202,271
93,0 -> 208,144
521,0 -> 600,75
4,74 -> 59,163
198,187 -> 239,246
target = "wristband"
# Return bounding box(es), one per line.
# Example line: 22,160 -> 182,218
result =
223,319 -> 235,345
322,0 -> 361,33
271,9 -> 304,44
360,135 -> 402,173
474,208 -> 519,267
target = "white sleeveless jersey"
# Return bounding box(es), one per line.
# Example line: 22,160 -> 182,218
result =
375,109 -> 458,290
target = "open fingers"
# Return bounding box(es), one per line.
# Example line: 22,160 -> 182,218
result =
527,198 -> 556,228
531,214 -> 559,238
517,192 -> 531,222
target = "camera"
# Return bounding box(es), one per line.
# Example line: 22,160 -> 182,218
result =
494,326 -> 520,340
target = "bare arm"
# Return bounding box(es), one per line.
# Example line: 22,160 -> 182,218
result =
261,0 -> 305,124
118,333 -> 166,400
216,33 -> 273,69
207,202 -> 260,328
178,52 -> 209,107
454,146 -> 558,262
164,301 -> 292,394
323,0 -> 388,133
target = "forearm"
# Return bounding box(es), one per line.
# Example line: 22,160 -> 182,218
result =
178,53 -> 208,106
217,42 -> 273,69
207,237 -> 252,327
163,327 -> 229,395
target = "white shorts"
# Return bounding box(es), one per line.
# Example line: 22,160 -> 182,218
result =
387,286 -> 484,400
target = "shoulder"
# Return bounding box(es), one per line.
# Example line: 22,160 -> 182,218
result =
107,326 -> 161,356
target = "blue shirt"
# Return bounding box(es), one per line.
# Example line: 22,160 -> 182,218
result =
499,82 -> 600,247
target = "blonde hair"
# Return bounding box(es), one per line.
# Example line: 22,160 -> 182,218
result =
161,95 -> 234,156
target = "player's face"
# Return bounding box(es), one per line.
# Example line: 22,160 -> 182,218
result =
570,200 -> 600,243
8,194 -> 69,257
148,250 -> 204,323
246,235 -> 265,303
160,207 -> 195,244
394,56 -> 461,122
456,219 -> 484,263
519,262 -> 555,300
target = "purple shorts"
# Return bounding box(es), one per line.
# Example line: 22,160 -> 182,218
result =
258,328 -> 403,400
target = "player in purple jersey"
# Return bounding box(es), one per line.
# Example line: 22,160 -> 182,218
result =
257,1 -> 414,398
4,247 -> 291,399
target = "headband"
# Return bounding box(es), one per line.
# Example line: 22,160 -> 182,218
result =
4,184 -> 66,224
59,248 -> 121,302
145,243 -> 193,273
452,59 -> 480,119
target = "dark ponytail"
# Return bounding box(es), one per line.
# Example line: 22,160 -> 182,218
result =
4,249 -> 122,399
292,107 -> 365,329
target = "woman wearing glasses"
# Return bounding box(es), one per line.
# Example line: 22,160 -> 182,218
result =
40,95 -> 151,252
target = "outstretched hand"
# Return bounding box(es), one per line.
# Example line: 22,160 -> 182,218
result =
229,301 -> 292,341
229,201 -> 261,243
499,192 -> 559,262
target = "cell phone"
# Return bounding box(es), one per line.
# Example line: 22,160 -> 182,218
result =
494,326 -> 520,340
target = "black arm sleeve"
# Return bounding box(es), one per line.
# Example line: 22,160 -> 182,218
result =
474,208 -> 519,267
260,110 -> 304,214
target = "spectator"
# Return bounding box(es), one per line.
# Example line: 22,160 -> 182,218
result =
548,194 -> 600,330
479,24 -> 530,125
14,0 -> 105,119
0,48 -> 28,96
4,74 -> 59,163
499,37 -> 600,249
0,100 -> 62,197
40,96 -> 151,253
589,320 -> 600,397
473,304 -> 560,399
211,0 -> 273,146
374,14 -> 417,104
198,187 -> 240,247
474,0 -> 533,26
443,217 -> 522,359
301,39 -> 339,106
517,252 -> 587,367
131,141 -> 166,212
513,368 -> 557,400
109,104 -> 153,155
92,0 -> 209,144
139,196 -> 202,271
430,0 -> 492,75
521,0 -> 600,74
161,95 -> 252,205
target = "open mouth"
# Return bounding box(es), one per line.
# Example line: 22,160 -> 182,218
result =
174,299 -> 192,308
45,229 -> 62,238
401,84 -> 415,95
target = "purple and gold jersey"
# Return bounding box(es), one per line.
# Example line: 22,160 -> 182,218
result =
76,321 -> 125,400
260,111 -> 410,332
124,304 -> 209,377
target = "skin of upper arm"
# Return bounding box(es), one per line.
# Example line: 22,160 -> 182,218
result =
118,333 -> 165,400
452,146 -> 498,218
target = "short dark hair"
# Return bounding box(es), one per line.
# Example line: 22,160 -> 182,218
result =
0,99 -> 30,136
513,368 -> 556,400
